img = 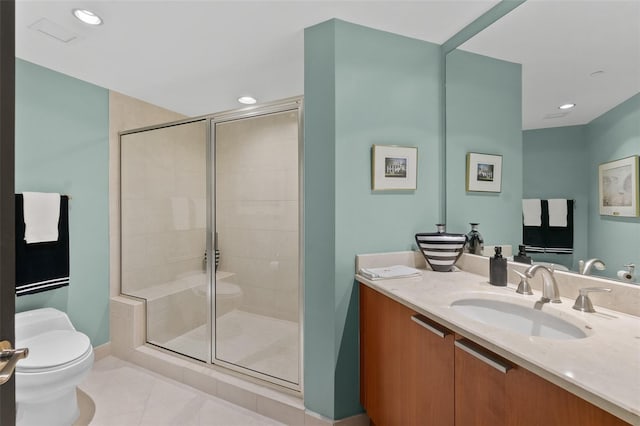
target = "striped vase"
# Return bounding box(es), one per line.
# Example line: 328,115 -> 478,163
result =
415,224 -> 467,272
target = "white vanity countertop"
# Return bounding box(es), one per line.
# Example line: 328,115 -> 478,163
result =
356,268 -> 640,424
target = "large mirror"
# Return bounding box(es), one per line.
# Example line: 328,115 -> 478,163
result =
446,0 -> 640,282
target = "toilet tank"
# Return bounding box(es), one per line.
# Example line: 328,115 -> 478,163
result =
15,308 -> 76,343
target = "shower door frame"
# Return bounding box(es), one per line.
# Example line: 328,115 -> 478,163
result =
119,117 -> 213,363
209,97 -> 304,393
118,96 -> 304,393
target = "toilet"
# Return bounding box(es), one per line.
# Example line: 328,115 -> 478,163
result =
15,308 -> 94,426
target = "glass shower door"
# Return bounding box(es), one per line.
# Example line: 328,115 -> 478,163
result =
120,119 -> 210,361
213,107 -> 301,388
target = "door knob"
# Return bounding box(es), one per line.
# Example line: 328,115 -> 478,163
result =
0,340 -> 29,385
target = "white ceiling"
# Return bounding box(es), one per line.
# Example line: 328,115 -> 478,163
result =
15,0 -> 499,117
460,0 -> 640,130
16,1 -> 640,128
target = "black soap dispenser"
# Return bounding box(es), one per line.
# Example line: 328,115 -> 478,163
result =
513,244 -> 532,265
489,246 -> 507,286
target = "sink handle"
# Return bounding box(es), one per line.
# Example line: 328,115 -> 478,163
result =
572,287 -> 612,313
513,270 -> 533,295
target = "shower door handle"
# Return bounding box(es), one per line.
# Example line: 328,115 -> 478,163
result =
0,340 -> 29,385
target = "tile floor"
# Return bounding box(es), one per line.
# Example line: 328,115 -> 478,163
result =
77,356 -> 285,426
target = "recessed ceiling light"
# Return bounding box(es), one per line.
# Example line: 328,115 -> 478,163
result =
558,103 -> 576,110
72,9 -> 103,26
238,96 -> 257,105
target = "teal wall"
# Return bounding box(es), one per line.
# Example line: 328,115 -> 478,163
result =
586,93 -> 640,280
523,125 -> 589,271
15,59 -> 110,346
445,49 -> 522,248
304,19 -> 442,419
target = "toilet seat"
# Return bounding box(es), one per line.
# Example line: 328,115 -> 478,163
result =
17,330 -> 92,372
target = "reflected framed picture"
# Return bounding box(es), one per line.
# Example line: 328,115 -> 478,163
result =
466,152 -> 502,192
598,155 -> 639,217
371,145 -> 418,191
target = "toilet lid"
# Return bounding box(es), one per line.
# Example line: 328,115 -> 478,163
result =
17,330 -> 91,371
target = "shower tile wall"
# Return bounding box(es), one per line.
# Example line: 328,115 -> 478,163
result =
215,111 -> 299,322
120,121 -> 208,348
109,90 -> 186,299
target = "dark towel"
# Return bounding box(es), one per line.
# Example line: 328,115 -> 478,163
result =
523,200 -> 547,251
523,199 -> 574,254
15,194 -> 70,296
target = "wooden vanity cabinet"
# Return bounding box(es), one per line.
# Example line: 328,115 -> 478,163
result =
454,337 -> 513,426
454,337 -> 629,426
360,284 -> 454,426
505,366 -> 629,426
360,285 -> 631,426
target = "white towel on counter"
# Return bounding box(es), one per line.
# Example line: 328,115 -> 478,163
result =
548,199 -> 568,227
522,199 -> 542,226
359,265 -> 422,280
22,192 -> 61,243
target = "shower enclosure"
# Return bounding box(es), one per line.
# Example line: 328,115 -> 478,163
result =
120,98 -> 302,390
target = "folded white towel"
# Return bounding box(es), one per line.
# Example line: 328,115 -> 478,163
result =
522,199 -> 542,226
23,192 -> 61,243
359,265 -> 422,280
548,199 -> 568,227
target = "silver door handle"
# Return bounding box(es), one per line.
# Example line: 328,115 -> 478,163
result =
454,339 -> 511,374
411,314 -> 448,338
0,340 -> 29,385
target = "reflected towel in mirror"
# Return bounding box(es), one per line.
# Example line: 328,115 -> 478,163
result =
522,199 -> 542,226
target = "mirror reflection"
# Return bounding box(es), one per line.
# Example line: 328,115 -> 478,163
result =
446,0 -> 640,282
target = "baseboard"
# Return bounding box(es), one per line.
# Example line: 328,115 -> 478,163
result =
305,410 -> 370,426
335,413 -> 369,426
92,342 -> 111,361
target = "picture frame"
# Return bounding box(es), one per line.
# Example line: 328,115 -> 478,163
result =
371,145 -> 418,191
466,152 -> 502,193
598,155 -> 639,217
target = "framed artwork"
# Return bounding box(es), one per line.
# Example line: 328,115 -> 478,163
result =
371,145 -> 418,191
466,152 -> 502,193
598,155 -> 639,217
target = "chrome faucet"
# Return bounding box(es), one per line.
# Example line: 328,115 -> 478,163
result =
525,264 -> 561,304
579,258 -> 606,275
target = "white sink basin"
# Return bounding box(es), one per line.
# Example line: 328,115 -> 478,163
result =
450,298 -> 590,340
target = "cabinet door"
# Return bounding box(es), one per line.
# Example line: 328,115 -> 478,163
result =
454,338 -> 514,426
409,313 -> 455,426
360,283 -> 411,425
506,366 -> 631,426
360,284 -> 454,426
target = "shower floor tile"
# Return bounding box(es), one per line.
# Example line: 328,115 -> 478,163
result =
216,310 -> 299,385
77,356 -> 285,426
163,310 -> 299,385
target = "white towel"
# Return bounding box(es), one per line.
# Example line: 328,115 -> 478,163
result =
548,199 -> 568,227
359,265 -> 422,280
23,192 -> 61,243
522,199 -> 542,226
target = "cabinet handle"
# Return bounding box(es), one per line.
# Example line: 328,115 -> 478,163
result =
411,314 -> 447,338
455,340 -> 512,374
